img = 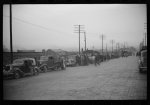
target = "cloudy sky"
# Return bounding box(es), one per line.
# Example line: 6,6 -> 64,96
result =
3,4 -> 146,52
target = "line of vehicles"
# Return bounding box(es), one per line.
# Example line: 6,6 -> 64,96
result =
3,55 -> 66,79
3,48 -> 146,79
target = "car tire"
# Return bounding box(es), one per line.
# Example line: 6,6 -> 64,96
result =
14,71 -> 20,79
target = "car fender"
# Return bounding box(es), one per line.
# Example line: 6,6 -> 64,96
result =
39,64 -> 47,69
13,68 -> 24,77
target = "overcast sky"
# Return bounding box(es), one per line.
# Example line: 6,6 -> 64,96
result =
3,4 -> 146,52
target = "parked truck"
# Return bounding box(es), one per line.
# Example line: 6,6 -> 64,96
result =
38,55 -> 66,72
138,48 -> 147,73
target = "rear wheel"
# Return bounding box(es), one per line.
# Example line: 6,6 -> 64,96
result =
14,71 -> 20,79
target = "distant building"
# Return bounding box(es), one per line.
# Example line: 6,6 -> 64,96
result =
52,49 -> 68,56
17,50 -> 35,52
45,49 -> 59,58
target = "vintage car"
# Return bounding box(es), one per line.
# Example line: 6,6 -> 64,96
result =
38,55 -> 66,72
3,58 -> 40,79
138,49 -> 147,73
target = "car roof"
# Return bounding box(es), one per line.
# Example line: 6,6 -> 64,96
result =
14,58 -> 35,61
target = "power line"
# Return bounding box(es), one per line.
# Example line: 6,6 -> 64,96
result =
3,15 -> 72,36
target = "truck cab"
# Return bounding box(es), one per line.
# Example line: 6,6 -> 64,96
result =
138,49 -> 147,73
38,55 -> 66,72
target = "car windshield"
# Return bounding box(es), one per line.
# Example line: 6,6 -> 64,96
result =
13,59 -> 24,64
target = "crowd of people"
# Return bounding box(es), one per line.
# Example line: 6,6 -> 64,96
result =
64,49 -> 133,68
74,50 -> 131,67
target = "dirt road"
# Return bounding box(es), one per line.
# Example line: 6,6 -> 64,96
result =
3,56 -> 147,100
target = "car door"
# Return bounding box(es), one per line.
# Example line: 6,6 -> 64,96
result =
142,51 -> 147,67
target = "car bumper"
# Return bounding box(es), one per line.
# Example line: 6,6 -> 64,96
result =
139,67 -> 147,71
3,73 -> 14,79
140,67 -> 147,69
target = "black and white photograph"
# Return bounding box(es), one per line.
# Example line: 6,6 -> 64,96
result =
3,4 -> 147,100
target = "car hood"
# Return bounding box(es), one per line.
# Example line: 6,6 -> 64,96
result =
11,63 -> 23,67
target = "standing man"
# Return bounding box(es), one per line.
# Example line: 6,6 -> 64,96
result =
94,53 -> 100,66
94,54 -> 97,66
83,54 -> 86,65
76,54 -> 80,66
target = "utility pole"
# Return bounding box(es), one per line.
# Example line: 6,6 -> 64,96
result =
110,40 -> 115,53
145,32 -> 147,46
84,32 -> 86,52
74,25 -> 84,55
143,32 -> 147,46
100,34 -> 105,61
93,46 -> 94,50
143,38 -> 144,47
116,43 -> 118,52
102,35 -> 103,55
92,46 -> 94,55
116,43 -> 120,57
144,22 -> 147,46
126,42 -> 128,48
106,44 -> 107,54
74,25 -> 84,66
124,42 -> 126,50
10,4 -> 13,63
106,44 -> 107,60
117,43 -> 120,50
122,44 -> 124,49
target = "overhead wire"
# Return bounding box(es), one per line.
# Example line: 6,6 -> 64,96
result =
3,15 -> 72,36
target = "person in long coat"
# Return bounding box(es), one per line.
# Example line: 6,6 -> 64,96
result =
76,55 -> 80,66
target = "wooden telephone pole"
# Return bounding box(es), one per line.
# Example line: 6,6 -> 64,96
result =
110,40 -> 115,53
100,34 -> 105,61
74,25 -> 84,55
10,4 -> 13,63
100,34 -> 105,52
144,23 -> 147,46
84,32 -> 87,51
